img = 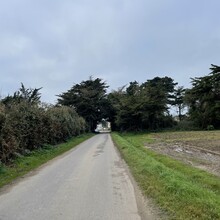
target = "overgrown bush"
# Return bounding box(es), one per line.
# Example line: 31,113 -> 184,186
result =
45,105 -> 85,144
0,101 -> 85,163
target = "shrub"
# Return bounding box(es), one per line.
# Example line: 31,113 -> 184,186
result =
174,119 -> 199,131
0,101 -> 85,164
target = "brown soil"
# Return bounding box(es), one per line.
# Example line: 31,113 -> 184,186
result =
145,131 -> 220,177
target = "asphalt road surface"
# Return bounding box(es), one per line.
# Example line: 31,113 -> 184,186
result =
0,134 -> 153,220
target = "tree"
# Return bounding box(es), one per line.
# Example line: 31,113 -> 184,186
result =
1,83 -> 42,106
185,64 -> 220,129
108,77 -> 176,131
57,77 -> 109,131
107,86 -> 126,131
111,82 -> 144,131
140,77 -> 176,129
172,86 -> 186,121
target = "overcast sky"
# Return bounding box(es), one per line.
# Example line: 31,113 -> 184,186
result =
0,0 -> 219,103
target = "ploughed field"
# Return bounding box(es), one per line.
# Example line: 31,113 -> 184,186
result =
145,131 -> 220,177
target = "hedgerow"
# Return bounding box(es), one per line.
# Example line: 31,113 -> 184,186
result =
0,87 -> 85,163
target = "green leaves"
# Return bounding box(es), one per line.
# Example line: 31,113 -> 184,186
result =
186,64 -> 220,129
0,85 -> 86,164
2,83 -> 42,106
109,77 -> 176,131
57,77 -> 109,131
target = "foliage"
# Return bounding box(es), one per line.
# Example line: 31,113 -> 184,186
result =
0,84 -> 85,164
173,119 -> 198,131
57,77 -> 109,131
207,125 -> 215,130
108,77 -> 177,131
2,83 -> 42,106
185,64 -> 220,129
171,86 -> 186,121
45,105 -> 86,144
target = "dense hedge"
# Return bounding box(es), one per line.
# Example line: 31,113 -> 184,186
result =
0,101 -> 85,163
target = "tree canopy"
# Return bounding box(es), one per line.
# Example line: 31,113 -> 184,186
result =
56,64 -> 220,131
108,77 -> 177,131
57,77 -> 109,131
171,86 -> 186,121
2,83 -> 42,106
185,64 -> 220,129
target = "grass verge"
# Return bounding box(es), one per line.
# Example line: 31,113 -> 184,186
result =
111,132 -> 220,220
0,133 -> 93,189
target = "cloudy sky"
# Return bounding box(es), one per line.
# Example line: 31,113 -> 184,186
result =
0,0 -> 219,103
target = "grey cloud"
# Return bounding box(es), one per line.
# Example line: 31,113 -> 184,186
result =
0,0 -> 219,103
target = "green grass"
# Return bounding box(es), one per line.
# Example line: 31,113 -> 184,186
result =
111,132 -> 220,220
0,133 -> 93,189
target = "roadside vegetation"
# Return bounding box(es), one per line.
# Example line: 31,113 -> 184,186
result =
112,132 -> 220,220
0,133 -> 93,188
0,84 -> 86,164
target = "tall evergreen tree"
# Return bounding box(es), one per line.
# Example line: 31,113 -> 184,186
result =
185,64 -> 220,129
1,83 -> 42,106
172,86 -> 186,121
108,77 -> 176,131
57,77 -> 109,131
140,76 -> 176,129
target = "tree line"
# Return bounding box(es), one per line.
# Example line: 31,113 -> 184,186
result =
0,64 -> 219,163
58,64 -> 220,131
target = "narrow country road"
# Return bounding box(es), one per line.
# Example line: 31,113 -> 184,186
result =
0,134 -> 153,220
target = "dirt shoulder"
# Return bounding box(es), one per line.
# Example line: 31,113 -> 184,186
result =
145,131 -> 220,177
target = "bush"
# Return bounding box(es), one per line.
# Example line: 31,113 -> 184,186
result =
174,120 -> 199,131
45,106 -> 86,144
0,162 -> 6,174
207,125 -> 215,130
0,101 -> 85,164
